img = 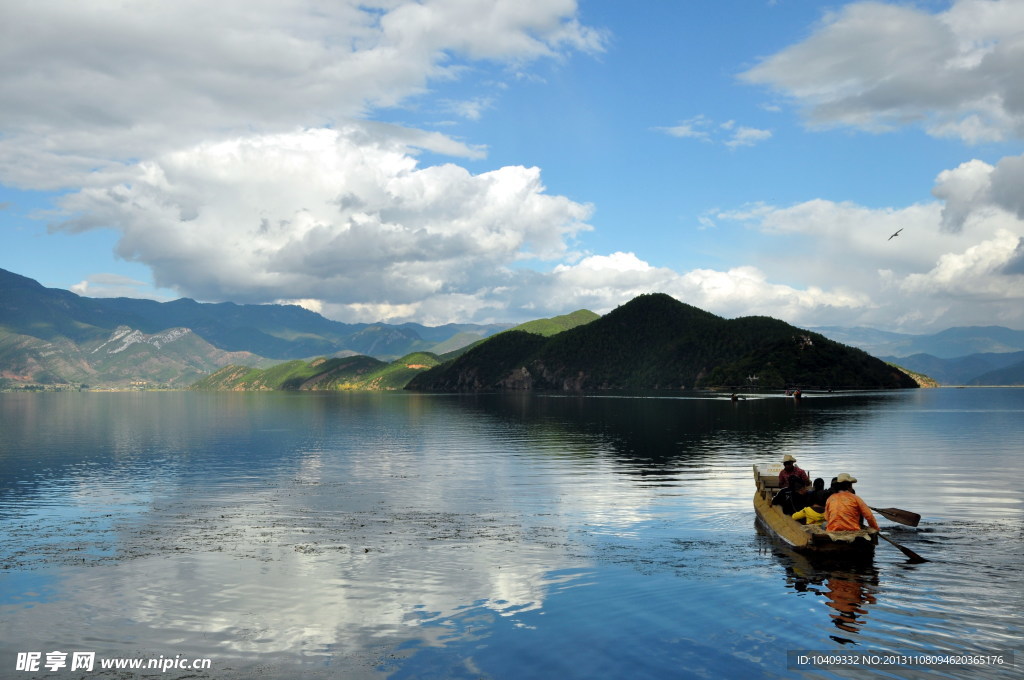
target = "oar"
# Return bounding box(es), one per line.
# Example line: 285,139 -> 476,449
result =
871,507 -> 920,527
878,532 -> 928,563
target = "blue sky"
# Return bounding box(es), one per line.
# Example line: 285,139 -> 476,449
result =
2,0 -> 1023,332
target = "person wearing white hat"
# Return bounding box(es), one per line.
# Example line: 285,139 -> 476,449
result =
824,473 -> 879,532
778,454 -> 809,490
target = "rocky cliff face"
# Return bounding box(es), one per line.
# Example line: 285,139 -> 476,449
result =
1,325 -> 265,389
92,327 -> 194,355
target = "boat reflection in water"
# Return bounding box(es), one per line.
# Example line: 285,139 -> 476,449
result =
758,523 -> 881,644
822,570 -> 879,639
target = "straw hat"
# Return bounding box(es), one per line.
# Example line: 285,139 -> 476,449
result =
836,472 -> 858,484
782,454 -> 797,463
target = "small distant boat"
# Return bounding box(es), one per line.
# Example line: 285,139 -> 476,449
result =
753,464 -> 877,556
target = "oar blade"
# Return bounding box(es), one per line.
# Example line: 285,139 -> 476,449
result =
879,532 -> 928,563
871,507 -> 921,527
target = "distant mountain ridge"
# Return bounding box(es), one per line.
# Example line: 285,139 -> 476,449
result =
0,267 -> 510,387
812,324 -> 1024,385
192,310 -> 601,392
811,324 -> 1024,359
0,324 -> 268,388
0,267 -> 508,361
408,294 -> 917,392
968,359 -> 1024,385
880,351 -> 1024,386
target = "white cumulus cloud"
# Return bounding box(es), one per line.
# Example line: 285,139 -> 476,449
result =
0,0 -> 604,189
932,153 -> 1024,233
9,0 -> 1024,333
518,253 -> 874,329
705,161 -> 1024,330
741,0 -> 1024,143
52,127 -> 593,311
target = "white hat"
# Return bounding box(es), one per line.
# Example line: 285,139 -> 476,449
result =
782,454 -> 797,463
836,472 -> 858,484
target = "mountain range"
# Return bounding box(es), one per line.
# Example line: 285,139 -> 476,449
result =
809,325 -> 1024,385
2,266 -> 1022,388
809,325 -> 1024,358
0,267 -> 506,388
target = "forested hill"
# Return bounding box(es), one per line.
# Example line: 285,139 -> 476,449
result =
406,293 -> 919,392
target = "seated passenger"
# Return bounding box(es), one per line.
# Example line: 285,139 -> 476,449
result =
778,454 -> 810,489
772,487 -> 794,514
793,503 -> 826,525
790,478 -> 812,512
808,477 -> 830,506
773,476 -> 808,514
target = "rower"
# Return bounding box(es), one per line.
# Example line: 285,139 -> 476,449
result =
824,473 -> 879,532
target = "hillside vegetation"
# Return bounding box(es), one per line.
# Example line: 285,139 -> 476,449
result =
188,310 -> 599,391
408,293 -> 918,392
191,353 -> 439,391
510,309 -> 600,337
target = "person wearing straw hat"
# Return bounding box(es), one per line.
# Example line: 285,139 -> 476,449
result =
824,473 -> 879,532
778,454 -> 809,490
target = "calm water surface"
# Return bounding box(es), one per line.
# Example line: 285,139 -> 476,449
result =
0,389 -> 1020,679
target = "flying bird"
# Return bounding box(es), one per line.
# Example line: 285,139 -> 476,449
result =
888,228 -> 903,241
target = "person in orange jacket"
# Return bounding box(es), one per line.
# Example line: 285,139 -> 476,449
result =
824,473 -> 879,532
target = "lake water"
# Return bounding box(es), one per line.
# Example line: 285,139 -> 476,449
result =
0,388 -> 1020,679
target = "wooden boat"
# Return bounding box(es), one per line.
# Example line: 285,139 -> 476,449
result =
753,464 -> 877,556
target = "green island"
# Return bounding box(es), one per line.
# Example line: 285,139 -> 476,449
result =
407,293 -> 917,392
